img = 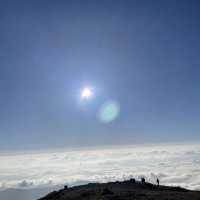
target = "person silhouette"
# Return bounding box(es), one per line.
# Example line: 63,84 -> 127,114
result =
156,178 -> 159,186
141,177 -> 145,184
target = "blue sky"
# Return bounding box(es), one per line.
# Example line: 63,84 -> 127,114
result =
0,0 -> 200,151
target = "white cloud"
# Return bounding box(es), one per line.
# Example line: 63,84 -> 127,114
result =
0,143 -> 200,190
18,180 -> 34,188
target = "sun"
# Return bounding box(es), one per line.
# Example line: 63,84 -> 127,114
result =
81,87 -> 93,99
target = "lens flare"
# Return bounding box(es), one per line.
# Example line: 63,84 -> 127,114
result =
99,101 -> 120,123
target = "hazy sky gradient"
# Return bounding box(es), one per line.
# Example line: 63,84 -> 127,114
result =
0,0 -> 200,151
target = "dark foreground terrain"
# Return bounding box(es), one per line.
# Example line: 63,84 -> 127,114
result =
38,179 -> 200,200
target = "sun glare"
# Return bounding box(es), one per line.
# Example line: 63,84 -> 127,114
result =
81,87 -> 93,99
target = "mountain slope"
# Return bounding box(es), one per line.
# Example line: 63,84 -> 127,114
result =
0,186 -> 62,200
38,180 -> 200,200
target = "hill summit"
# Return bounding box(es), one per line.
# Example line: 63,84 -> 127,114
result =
38,179 -> 200,200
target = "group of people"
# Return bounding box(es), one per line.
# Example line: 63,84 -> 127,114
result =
141,177 -> 160,186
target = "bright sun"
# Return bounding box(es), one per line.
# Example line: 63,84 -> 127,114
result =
81,87 -> 93,99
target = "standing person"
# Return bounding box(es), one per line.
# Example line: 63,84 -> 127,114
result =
156,178 -> 159,186
141,177 -> 145,184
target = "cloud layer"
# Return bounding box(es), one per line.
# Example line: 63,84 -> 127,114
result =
0,143 -> 200,190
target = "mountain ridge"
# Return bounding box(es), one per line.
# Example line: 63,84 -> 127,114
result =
38,179 -> 200,200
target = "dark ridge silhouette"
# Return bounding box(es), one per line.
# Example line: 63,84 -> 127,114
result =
38,179 -> 200,200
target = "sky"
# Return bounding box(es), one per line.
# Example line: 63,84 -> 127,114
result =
0,0 -> 200,151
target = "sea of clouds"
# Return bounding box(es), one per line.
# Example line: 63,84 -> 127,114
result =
0,143 -> 200,190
